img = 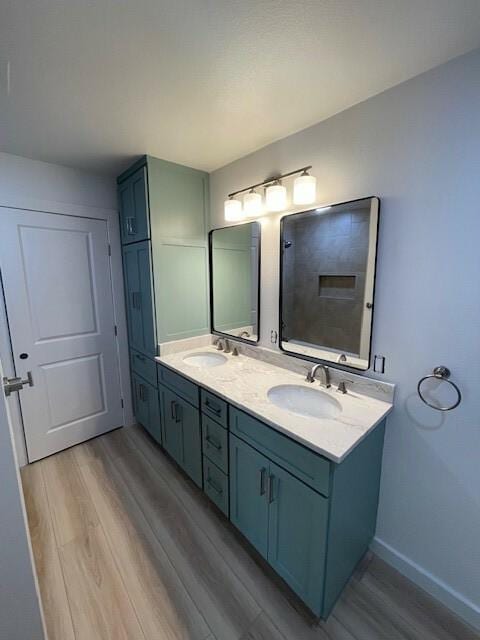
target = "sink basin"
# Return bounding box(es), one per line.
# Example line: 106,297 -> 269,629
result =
182,352 -> 227,368
267,384 -> 342,419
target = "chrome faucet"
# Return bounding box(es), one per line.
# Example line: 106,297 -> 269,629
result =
305,364 -> 331,388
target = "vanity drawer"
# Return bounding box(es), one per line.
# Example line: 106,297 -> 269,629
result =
203,457 -> 229,516
229,407 -> 331,497
202,416 -> 228,473
130,349 -> 157,387
201,389 -> 228,427
157,364 -> 199,407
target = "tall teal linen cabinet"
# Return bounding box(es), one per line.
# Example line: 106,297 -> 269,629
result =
118,155 -> 210,443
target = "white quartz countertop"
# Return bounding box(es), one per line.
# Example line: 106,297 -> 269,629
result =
156,346 -> 393,464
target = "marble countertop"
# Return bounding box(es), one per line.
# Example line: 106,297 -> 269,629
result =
156,346 -> 393,463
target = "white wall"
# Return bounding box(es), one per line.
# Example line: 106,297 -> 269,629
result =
0,357 -> 46,639
0,152 -> 134,466
210,49 -> 480,629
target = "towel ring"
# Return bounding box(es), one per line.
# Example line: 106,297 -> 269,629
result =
417,366 -> 461,412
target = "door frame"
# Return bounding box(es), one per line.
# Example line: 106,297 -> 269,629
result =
0,200 -> 134,466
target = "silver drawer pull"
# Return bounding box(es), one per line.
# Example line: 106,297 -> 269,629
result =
205,399 -> 221,415
268,474 -> 275,503
205,435 -> 221,451
207,476 -> 223,495
259,467 -> 267,496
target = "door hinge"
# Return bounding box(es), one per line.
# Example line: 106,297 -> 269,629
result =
108,244 -> 112,256
114,325 -> 118,336
120,398 -> 124,408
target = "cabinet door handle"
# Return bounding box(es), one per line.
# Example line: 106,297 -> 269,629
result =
205,435 -> 221,451
205,399 -> 221,416
175,402 -> 182,423
132,291 -> 141,309
170,400 -> 176,420
259,467 -> 267,496
139,383 -> 146,401
135,354 -> 145,362
268,474 -> 275,503
126,216 -> 136,235
206,476 -> 223,495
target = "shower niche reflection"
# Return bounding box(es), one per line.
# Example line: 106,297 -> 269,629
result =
280,197 -> 379,370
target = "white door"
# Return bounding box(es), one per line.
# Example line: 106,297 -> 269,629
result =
0,209 -> 124,461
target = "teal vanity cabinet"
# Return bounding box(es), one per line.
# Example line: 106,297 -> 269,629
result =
118,156 -> 210,437
157,365 -> 202,488
229,406 -> 385,618
145,365 -> 385,620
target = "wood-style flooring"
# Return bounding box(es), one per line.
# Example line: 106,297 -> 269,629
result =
21,425 -> 479,640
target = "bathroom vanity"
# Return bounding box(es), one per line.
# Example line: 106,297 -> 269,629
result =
127,342 -> 393,620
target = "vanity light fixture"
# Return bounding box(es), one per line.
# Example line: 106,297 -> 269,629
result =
224,196 -> 244,221
243,189 -> 263,217
265,180 -> 287,212
224,165 -> 315,220
293,170 -> 317,205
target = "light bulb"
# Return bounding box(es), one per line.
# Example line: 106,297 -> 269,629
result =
265,181 -> 287,212
243,190 -> 263,217
224,197 -> 244,221
293,172 -> 317,205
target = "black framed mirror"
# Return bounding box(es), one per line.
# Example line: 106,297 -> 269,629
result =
209,221 -> 261,343
279,197 -> 379,370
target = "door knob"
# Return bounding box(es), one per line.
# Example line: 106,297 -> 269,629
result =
3,371 -> 34,397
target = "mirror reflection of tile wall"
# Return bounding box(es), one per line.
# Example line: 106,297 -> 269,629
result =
281,197 -> 379,369
283,206 -> 370,354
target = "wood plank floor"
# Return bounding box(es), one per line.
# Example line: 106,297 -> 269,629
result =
21,426 -> 479,640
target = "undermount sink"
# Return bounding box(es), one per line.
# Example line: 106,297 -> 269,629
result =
267,384 -> 342,419
182,352 -> 227,368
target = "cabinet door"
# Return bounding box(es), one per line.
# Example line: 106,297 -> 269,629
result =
159,385 -> 183,465
229,435 -> 269,559
118,166 -> 149,244
132,373 -> 161,445
267,462 -> 328,614
122,241 -> 156,357
159,385 -> 202,488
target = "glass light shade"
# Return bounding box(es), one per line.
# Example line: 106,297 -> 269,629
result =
243,190 -> 263,217
265,182 -> 287,212
293,173 -> 317,205
224,197 -> 244,221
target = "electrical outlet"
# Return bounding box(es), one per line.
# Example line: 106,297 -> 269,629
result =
373,355 -> 385,374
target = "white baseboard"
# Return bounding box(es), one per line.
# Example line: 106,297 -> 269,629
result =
371,537 -> 480,632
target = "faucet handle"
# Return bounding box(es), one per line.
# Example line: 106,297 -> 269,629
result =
337,379 -> 354,394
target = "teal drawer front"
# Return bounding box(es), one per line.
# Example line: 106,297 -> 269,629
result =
157,365 -> 199,407
202,416 -> 228,473
130,349 -> 157,387
229,408 -> 331,497
201,389 -> 228,427
203,457 -> 229,516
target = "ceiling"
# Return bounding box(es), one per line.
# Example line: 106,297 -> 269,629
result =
1,1 -> 480,176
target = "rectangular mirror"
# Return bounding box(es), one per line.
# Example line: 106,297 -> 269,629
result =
280,197 -> 379,370
210,222 -> 261,343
